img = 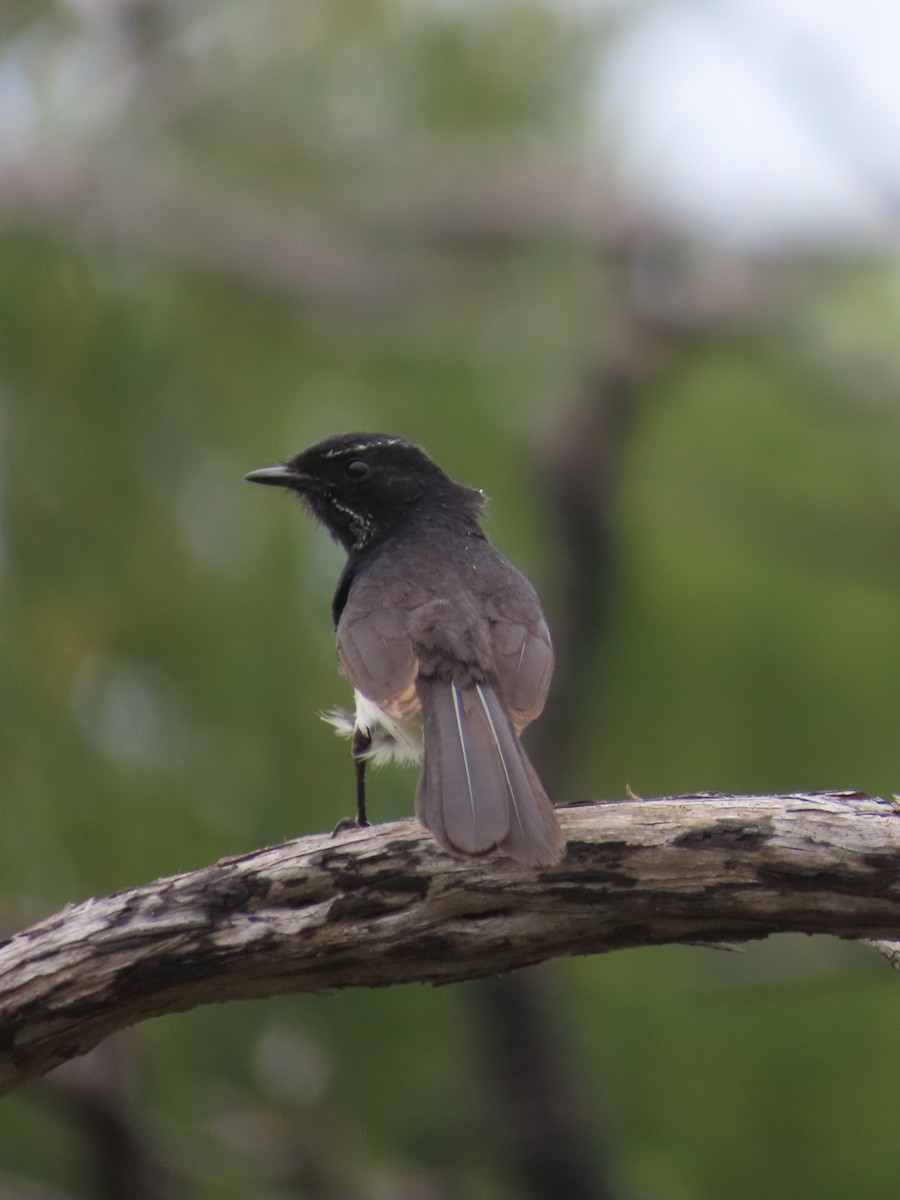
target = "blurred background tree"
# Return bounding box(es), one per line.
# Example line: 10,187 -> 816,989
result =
3,0 -> 900,1197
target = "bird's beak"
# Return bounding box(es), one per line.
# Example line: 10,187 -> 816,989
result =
244,465 -> 310,489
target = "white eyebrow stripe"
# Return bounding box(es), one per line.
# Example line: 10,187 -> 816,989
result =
322,438 -> 404,459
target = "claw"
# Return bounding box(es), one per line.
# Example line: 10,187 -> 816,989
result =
331,814 -> 371,837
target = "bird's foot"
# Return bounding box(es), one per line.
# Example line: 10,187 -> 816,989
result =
331,815 -> 371,837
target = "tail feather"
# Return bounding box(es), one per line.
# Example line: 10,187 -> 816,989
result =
415,679 -> 564,867
416,681 -> 511,854
475,683 -> 564,866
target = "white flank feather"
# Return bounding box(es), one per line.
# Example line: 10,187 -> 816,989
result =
320,690 -> 423,766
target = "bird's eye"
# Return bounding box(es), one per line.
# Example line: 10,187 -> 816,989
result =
345,460 -> 370,479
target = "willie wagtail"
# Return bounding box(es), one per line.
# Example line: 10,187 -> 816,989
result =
245,433 -> 565,866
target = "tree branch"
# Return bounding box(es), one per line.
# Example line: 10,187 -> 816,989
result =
2,791 -> 899,1096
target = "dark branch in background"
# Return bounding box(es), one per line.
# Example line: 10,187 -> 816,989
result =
533,230 -> 747,782
43,1041 -> 181,1200
0,154 -> 445,308
465,268 -> 667,1200
536,308 -> 668,782
474,974 -> 611,1200
0,148 -> 841,312
472,244 -> 688,1200
2,791 -> 899,1099
0,146 -> 632,309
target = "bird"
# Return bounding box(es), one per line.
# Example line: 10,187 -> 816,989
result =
245,432 -> 565,867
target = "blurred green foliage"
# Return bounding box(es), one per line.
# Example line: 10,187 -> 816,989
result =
3,3 -> 900,1198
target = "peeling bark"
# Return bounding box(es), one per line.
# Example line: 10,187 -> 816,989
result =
2,791 -> 900,1096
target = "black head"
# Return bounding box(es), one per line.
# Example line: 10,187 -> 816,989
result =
245,433 -> 485,554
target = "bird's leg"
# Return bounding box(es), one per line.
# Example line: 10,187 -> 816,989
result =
332,726 -> 372,835
352,726 -> 372,827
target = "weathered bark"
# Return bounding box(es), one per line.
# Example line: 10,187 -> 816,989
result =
2,791 -> 899,1096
